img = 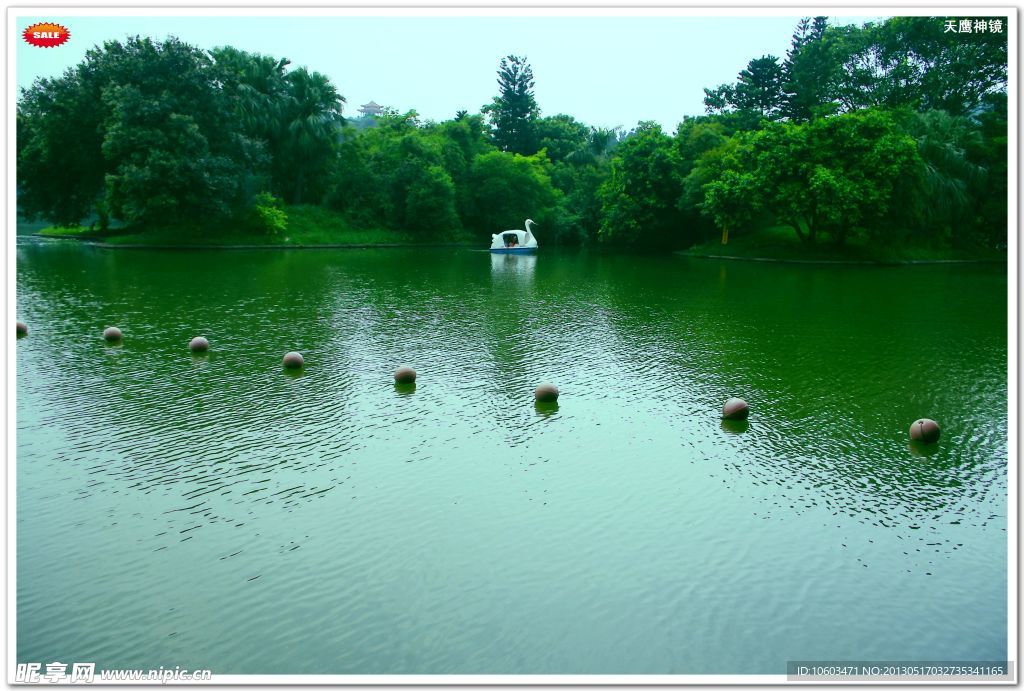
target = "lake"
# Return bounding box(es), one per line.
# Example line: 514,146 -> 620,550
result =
15,238 -> 1008,675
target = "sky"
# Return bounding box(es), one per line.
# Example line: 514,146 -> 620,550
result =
15,12 -> 887,131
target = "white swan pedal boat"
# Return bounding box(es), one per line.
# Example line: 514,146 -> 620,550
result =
489,219 -> 538,254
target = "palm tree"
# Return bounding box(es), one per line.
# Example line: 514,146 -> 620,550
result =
907,110 -> 986,241
280,68 -> 345,203
210,48 -> 294,205
211,47 -> 290,138
588,126 -> 620,159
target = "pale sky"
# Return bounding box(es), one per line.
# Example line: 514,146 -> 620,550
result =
15,13 -> 886,132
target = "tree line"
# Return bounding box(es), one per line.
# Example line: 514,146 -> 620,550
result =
17,16 -> 1007,250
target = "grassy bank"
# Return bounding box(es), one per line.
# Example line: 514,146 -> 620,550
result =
36,206 -> 474,247
682,225 -> 1006,263
36,224 -> 102,238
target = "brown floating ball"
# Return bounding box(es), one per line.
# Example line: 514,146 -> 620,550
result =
103,326 -> 123,341
909,418 -> 941,444
534,383 -> 559,403
394,366 -> 417,384
189,336 -> 209,352
722,397 -> 750,420
16,321 -> 27,337
282,351 -> 304,369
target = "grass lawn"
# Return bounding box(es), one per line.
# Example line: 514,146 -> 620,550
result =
36,225 -> 103,239
683,225 -> 1006,263
35,206 -> 474,247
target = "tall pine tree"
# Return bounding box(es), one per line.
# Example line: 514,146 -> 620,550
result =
703,55 -> 785,119
482,55 -> 540,155
781,16 -> 838,121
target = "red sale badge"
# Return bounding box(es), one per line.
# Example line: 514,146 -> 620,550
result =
23,22 -> 70,48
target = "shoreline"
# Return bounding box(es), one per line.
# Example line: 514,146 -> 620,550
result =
29,234 -> 1008,264
89,241 -> 477,251
30,234 -> 475,251
678,252 -> 1007,266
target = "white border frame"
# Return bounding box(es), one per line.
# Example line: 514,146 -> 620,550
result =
5,5 -> 1017,686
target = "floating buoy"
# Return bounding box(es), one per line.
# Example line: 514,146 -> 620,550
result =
282,351 -> 304,369
534,383 -> 559,402
909,418 -> 940,444
16,321 -> 27,337
103,326 -> 123,341
189,336 -> 209,352
394,366 -> 416,383
722,397 -> 749,420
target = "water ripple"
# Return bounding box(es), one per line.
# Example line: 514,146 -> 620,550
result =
16,243 -> 1007,673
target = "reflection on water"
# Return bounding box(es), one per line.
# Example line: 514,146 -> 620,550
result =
533,400 -> 559,417
909,440 -> 941,458
490,251 -> 537,281
16,241 -> 1007,674
394,381 -> 417,396
720,418 -> 749,434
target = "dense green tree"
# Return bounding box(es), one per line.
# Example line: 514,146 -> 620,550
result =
833,17 -> 1008,115
403,164 -> 460,235
464,150 -> 559,238
781,16 -> 843,121
429,114 -> 494,223
736,56 -> 786,118
704,55 -> 786,119
17,15 -> 1008,255
17,69 -> 106,225
18,36 -> 255,228
326,113 -> 496,236
245,191 -> 288,236
597,122 -> 687,247
535,114 -> 590,163
323,128 -> 387,226
101,83 -> 245,225
336,121 -> 463,234
208,47 -> 289,201
699,168 -> 760,243
701,109 -> 921,245
675,118 -> 729,177
277,67 -> 345,204
587,126 -> 621,160
882,100 -> 1004,248
210,47 -> 345,205
211,47 -> 290,138
889,17 -> 1006,114
482,55 -> 540,155
530,117 -> 618,244
550,164 -> 607,244
674,118 -> 732,243
899,109 -> 986,240
969,92 -> 1008,248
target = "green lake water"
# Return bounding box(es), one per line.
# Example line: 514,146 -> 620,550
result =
16,239 -> 1008,675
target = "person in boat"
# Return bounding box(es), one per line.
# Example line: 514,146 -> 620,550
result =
508,237 -> 519,248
